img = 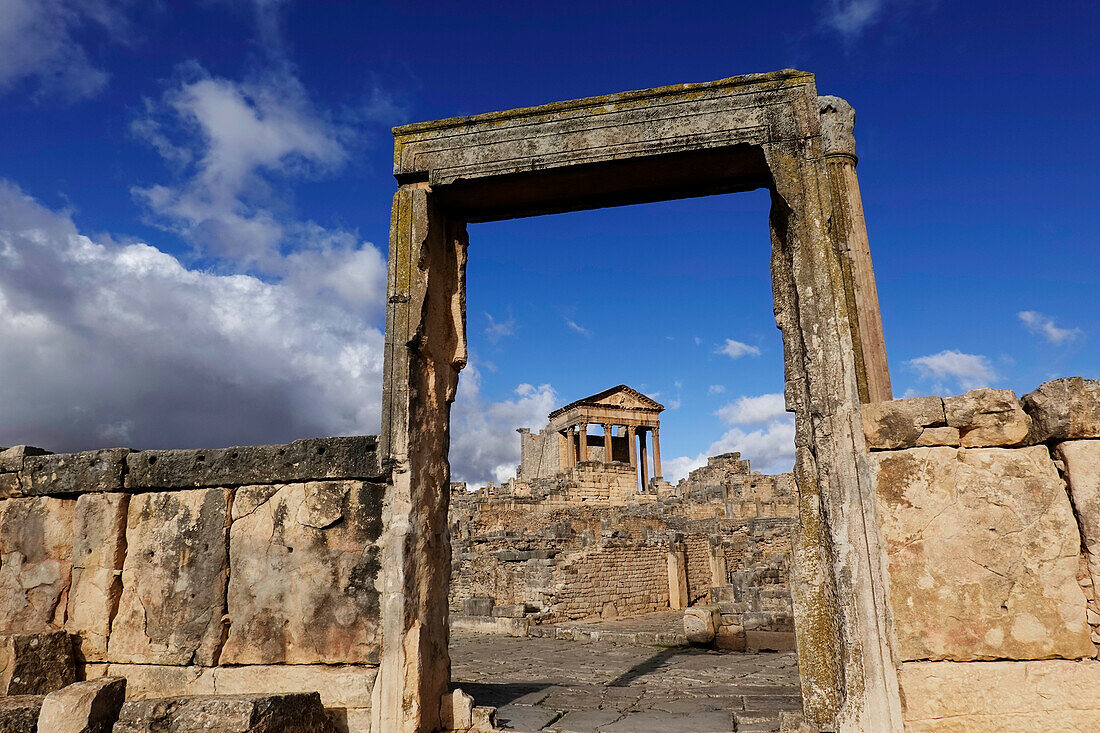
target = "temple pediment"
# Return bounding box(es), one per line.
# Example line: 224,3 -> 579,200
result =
549,385 -> 663,419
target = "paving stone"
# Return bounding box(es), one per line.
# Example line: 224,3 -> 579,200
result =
544,709 -> 621,732
599,709 -> 734,732
494,704 -> 561,732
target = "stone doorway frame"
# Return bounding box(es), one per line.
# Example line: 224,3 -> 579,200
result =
373,70 -> 900,733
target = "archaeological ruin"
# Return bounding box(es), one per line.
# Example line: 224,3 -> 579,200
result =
0,69 -> 1098,733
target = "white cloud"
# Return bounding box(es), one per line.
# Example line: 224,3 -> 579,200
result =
565,318 -> 591,338
822,0 -> 887,38
665,391 -> 794,482
716,393 -> 787,426
0,0 -> 130,102
449,369 -> 557,486
1018,310 -> 1082,345
484,312 -> 516,344
708,384 -> 726,395
0,180 -> 385,451
715,339 -> 761,359
908,350 -> 997,392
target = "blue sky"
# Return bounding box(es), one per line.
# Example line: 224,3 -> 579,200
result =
0,1 -> 1096,485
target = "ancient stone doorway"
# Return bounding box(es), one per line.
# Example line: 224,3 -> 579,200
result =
374,71 -> 900,733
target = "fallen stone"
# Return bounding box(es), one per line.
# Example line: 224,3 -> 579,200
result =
1023,377 -> 1100,442
36,677 -> 125,733
440,688 -> 473,731
0,695 -> 43,733
0,631 -> 76,695
715,625 -> 747,651
21,450 -> 129,496
219,481 -> 383,665
66,494 -> 128,662
1055,440 -> 1100,602
873,446 -> 1093,661
862,397 -> 945,450
683,605 -> 720,644
944,388 -> 1031,447
0,497 -> 74,635
124,436 -> 381,490
108,489 -> 229,666
112,693 -> 336,733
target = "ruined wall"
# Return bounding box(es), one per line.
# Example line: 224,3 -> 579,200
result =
864,378 -> 1100,731
0,436 -> 384,732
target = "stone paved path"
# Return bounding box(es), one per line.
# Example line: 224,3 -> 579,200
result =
451,629 -> 800,732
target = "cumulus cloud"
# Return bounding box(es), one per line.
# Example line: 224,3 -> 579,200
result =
664,392 -> 794,482
0,0 -> 131,102
908,350 -> 997,392
1018,310 -> 1082,345
450,369 -> 557,487
715,339 -> 761,359
0,180 -> 384,451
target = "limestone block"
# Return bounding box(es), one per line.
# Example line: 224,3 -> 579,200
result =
872,446 -> 1093,661
219,481 -> 383,665
36,677 -> 126,733
0,696 -> 43,733
1023,377 -> 1100,442
124,436 -> 381,490
0,446 -> 50,474
914,426 -> 960,447
944,388 -> 1031,447
462,598 -> 494,617
862,397 -> 945,450
0,497 -> 74,635
108,489 -> 229,666
441,689 -> 474,731
0,632 -> 76,695
66,494 -> 127,662
715,625 -> 746,651
211,665 -> 377,710
21,450 -> 129,496
96,665 -> 214,700
0,474 -> 20,500
1055,440 -> 1100,601
112,693 -> 337,733
900,659 -> 1100,732
683,605 -> 719,644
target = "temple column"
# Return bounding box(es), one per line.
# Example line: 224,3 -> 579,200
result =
627,426 -> 637,469
819,95 -> 892,403
578,422 -> 589,462
603,424 -> 614,463
638,429 -> 649,488
652,427 -> 662,479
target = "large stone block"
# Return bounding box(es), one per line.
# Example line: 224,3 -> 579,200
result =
36,677 -> 126,733
862,397 -> 945,450
0,631 -> 76,695
1055,440 -> 1100,601
683,605 -> 719,644
108,490 -> 229,666
0,696 -> 43,733
872,445 -> 1093,661
0,497 -> 74,635
124,437 -> 381,490
66,494 -> 128,663
21,450 -> 129,496
900,659 -> 1100,732
1024,377 -> 1100,442
219,481 -> 383,665
112,693 -> 337,733
0,447 -> 50,474
944,388 -> 1031,447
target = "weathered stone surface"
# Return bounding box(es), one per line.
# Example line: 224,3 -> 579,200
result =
108,490 -> 229,666
124,436 -> 381,490
0,497 -> 74,635
0,446 -> 50,474
862,397 -> 945,450
21,450 -> 128,496
0,631 -> 75,695
36,677 -> 125,733
1056,440 -> 1100,602
873,446 -> 1092,661
715,625 -> 746,651
944,388 -> 1031,447
220,481 -> 382,665
0,474 -> 20,499
440,688 -> 474,731
683,605 -> 719,644
0,696 -> 43,733
112,693 -> 336,733
1024,377 -> 1100,442
899,659 -> 1100,732
66,494 -> 127,662
913,426 -> 960,447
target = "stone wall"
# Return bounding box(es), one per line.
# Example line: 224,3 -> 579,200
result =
0,436 -> 384,732
865,378 -> 1100,730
